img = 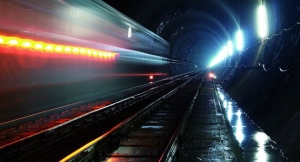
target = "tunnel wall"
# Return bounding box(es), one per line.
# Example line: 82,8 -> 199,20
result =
218,22 -> 300,162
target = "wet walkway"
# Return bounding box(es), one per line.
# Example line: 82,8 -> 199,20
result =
176,78 -> 243,161
216,86 -> 290,162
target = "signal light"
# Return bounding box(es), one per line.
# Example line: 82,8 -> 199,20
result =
209,73 -> 216,79
0,35 -> 118,60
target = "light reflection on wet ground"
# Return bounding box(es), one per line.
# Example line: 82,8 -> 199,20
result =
216,86 -> 290,162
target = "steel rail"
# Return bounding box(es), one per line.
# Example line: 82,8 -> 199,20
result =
59,72 -> 201,162
0,76 -> 175,150
0,71 -> 200,161
0,70 -> 197,132
158,72 -> 205,162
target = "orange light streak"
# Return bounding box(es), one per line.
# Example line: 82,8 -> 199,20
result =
0,35 -> 118,60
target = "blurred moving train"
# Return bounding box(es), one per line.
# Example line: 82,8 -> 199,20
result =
0,0 -> 171,121
0,0 -> 169,56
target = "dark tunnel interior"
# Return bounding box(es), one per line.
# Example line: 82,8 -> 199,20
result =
103,0 -> 300,160
1,0 -> 300,161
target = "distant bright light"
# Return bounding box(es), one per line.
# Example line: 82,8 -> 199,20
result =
236,30 -> 244,51
149,75 -> 154,80
208,47 -> 228,67
257,5 -> 268,38
227,41 -> 233,55
128,27 -> 132,38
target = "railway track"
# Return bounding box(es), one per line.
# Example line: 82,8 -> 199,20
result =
60,72 -> 205,162
0,71 -> 201,161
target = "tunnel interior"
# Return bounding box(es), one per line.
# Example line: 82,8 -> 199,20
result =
104,0 -> 300,160
1,0 -> 300,161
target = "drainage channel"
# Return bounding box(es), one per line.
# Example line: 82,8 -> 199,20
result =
60,72 -> 205,162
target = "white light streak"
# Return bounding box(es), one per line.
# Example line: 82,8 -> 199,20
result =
128,27 -> 132,38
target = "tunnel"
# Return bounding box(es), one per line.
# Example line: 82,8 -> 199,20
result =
103,0 -> 300,160
0,0 -> 300,161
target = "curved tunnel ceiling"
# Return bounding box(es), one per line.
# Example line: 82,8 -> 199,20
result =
102,0 -> 284,68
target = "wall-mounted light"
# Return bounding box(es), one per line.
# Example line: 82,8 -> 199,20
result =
235,30 -> 244,51
227,40 -> 233,56
257,5 -> 268,38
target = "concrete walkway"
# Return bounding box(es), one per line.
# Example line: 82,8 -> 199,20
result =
176,78 -> 244,161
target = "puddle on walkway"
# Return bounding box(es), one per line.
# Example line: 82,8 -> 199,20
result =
216,86 -> 290,162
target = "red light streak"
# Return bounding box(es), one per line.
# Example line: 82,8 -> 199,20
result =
99,73 -> 168,77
